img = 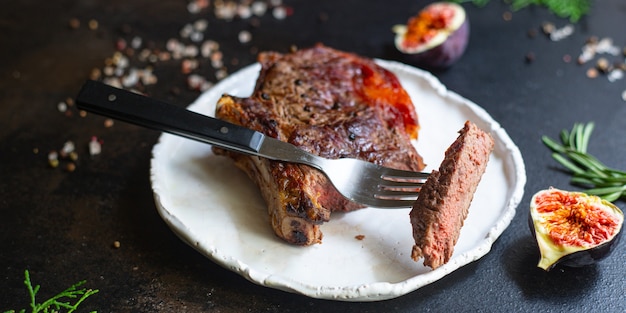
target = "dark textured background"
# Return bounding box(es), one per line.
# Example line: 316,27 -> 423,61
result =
1,1 -> 625,311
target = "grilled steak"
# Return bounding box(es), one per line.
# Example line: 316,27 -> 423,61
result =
410,121 -> 494,269
213,44 -> 425,245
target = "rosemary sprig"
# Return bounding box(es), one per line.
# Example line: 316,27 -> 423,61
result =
3,270 -> 99,313
542,122 -> 626,202
454,0 -> 593,22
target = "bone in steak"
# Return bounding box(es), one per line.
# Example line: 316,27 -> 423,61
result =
410,121 -> 494,269
213,44 -> 425,245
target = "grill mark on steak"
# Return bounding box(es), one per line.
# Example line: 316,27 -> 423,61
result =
410,121 -> 494,269
213,44 -> 424,245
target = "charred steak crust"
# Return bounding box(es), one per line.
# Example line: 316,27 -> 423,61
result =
410,121 -> 494,269
213,45 -> 425,245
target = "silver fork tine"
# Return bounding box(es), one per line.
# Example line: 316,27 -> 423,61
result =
369,165 -> 426,207
329,159 -> 428,208
368,198 -> 417,208
378,180 -> 424,189
375,190 -> 421,199
380,168 -> 430,180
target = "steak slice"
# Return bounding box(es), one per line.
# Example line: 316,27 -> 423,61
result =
213,44 -> 425,245
410,121 -> 494,269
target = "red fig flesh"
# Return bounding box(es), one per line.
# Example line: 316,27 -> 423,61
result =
529,188 -> 624,271
393,2 -> 469,68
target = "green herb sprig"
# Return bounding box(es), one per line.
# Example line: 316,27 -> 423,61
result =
542,122 -> 626,202
454,0 -> 593,22
3,270 -> 99,313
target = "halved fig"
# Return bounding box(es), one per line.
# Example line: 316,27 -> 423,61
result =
529,188 -> 623,271
393,2 -> 469,68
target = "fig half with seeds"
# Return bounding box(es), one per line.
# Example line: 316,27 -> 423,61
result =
393,2 -> 469,68
529,188 -> 623,271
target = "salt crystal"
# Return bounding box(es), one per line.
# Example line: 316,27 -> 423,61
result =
112,52 -> 128,68
61,141 -> 75,155
57,101 -> 68,113
48,151 -> 58,161
216,3 -> 238,20
578,47 -> 595,64
103,77 -> 122,88
596,37 -> 620,55
48,151 -> 59,168
103,66 -> 115,76
187,2 -> 200,14
180,23 -> 194,38
131,36 -> 143,49
200,81 -> 214,91
183,45 -> 199,57
187,74 -> 205,90
273,6 -> 287,20
146,75 -> 158,85
190,31 -> 204,43
122,69 -> 139,87
251,1 -> 267,16
140,69 -> 158,85
608,69 -> 624,82
210,51 -> 223,68
193,19 -> 208,32
201,40 -> 219,57
549,24 -> 573,42
138,49 -> 152,62
113,67 -> 125,77
201,42 -> 214,57
211,58 -> 223,69
237,5 -> 253,19
166,38 -> 183,52
148,54 -> 158,63
215,69 -> 228,80
89,137 -> 102,156
238,30 -> 252,44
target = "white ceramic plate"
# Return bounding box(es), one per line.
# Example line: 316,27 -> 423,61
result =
150,60 -> 526,301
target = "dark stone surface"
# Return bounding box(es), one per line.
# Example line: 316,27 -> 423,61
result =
1,1 -> 625,312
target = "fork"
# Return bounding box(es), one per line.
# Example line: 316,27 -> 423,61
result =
75,80 -> 429,208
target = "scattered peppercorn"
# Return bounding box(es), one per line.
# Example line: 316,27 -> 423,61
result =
65,162 -> 76,172
502,11 -> 512,22
88,19 -> 99,30
68,18 -> 80,30
586,68 -> 598,79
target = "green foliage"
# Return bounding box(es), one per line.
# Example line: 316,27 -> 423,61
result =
453,0 -> 592,22
542,122 -> 626,202
3,270 -> 98,313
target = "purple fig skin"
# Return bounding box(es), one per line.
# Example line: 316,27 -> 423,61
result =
406,18 -> 469,69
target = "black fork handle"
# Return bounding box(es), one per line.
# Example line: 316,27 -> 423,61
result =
75,80 -> 266,155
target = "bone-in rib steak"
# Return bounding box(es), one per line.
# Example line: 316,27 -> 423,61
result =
214,45 -> 425,245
